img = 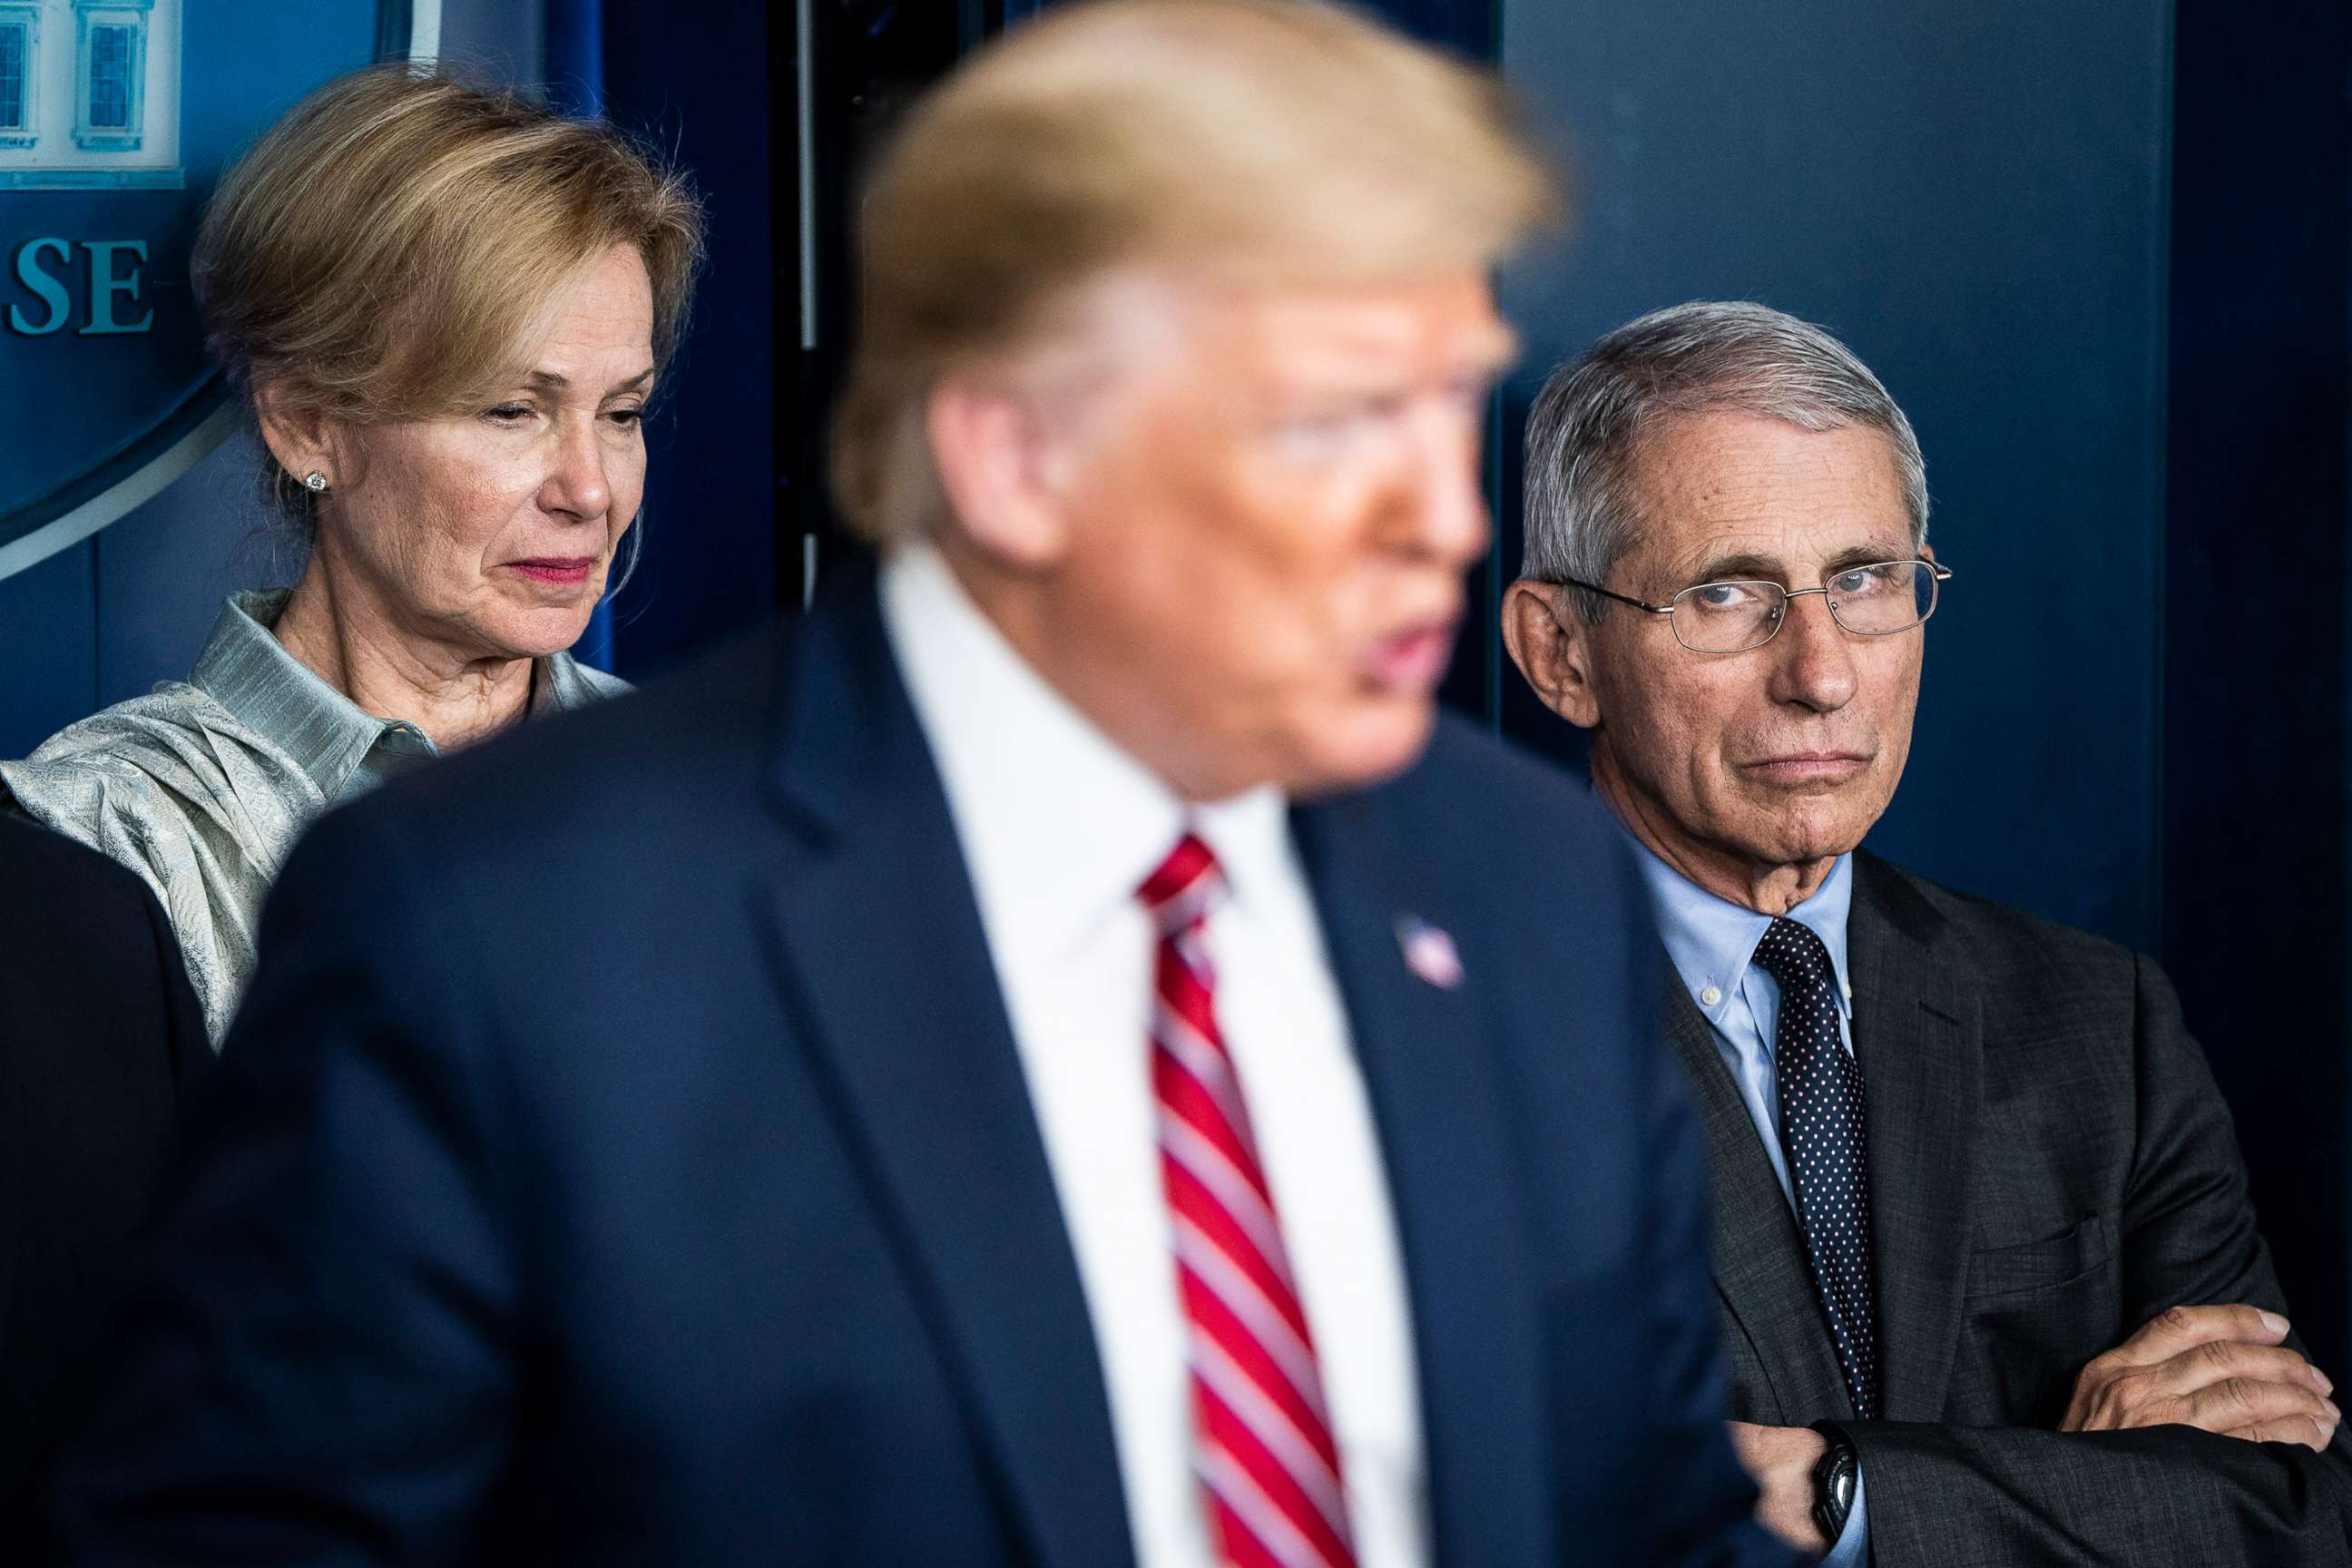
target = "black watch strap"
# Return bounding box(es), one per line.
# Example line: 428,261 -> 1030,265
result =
1808,1420 -> 1860,1545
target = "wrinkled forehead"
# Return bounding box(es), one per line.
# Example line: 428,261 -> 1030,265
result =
1620,409 -> 1914,587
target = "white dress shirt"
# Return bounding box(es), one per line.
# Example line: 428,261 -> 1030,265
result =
880,544 -> 1428,1568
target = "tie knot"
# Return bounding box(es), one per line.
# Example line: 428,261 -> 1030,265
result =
1750,916 -> 1835,993
1139,832 -> 1222,935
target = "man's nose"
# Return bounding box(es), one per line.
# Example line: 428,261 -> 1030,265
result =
1765,590 -> 1859,712
1394,397 -> 1491,569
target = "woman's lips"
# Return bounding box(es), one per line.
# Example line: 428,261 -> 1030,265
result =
503,557 -> 596,586
1360,621 -> 1460,695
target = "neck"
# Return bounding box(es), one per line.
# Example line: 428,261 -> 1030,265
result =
932,538 -> 1245,803
271,546 -> 534,751
1592,751 -> 1838,916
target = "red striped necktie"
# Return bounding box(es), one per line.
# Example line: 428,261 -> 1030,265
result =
1140,834 -> 1359,1568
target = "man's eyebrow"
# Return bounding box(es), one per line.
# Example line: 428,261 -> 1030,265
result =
1676,539 -> 1917,585
1680,552 -> 1783,584
1823,540 -> 1917,571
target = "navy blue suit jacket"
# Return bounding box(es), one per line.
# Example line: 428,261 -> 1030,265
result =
54,570 -> 1788,1567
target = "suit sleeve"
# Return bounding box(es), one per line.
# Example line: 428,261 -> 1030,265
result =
1842,954 -> 2352,1567
51,802 -> 525,1565
1614,855 -> 1805,1568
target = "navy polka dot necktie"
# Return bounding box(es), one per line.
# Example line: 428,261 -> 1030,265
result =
1751,916 -> 1881,1421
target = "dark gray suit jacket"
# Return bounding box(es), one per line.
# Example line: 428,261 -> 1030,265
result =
1674,849 -> 2352,1566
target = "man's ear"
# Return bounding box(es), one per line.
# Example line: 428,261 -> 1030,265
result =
926,376 -> 1076,573
1501,578 -> 1604,730
252,382 -> 340,491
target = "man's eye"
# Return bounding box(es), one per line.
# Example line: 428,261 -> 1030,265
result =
1689,582 -> 1761,612
608,407 -> 644,428
1273,414 -> 1372,463
1833,565 -> 1892,596
1441,377 -> 1492,417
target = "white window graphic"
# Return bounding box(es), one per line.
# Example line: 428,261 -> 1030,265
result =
0,0 -> 178,187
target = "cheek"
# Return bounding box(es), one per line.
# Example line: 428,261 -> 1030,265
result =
368,432 -> 524,535
1602,664 -> 1716,770
605,439 -> 649,532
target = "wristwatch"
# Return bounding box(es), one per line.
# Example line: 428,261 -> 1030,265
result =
1808,1420 -> 1860,1544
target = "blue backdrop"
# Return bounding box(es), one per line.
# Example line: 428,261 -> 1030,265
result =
1,0 -> 2346,1372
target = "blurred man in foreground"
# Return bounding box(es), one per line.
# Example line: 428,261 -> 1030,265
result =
53,5 -> 1788,1564
1504,299 -> 2352,1564
0,818 -> 205,1540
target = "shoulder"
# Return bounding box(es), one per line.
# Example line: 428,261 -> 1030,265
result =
6,685 -> 270,804
1857,848 -> 2143,1001
3,692 -> 213,851
300,620 -> 792,904
1333,712 -> 1650,996
0,812 -> 160,935
3,684 -> 306,869
1376,710 -> 1624,865
0,812 -> 194,1057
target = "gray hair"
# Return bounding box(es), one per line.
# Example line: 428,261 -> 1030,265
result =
1523,300 -> 1928,621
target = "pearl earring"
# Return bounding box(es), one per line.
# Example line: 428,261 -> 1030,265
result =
303,471 -> 328,493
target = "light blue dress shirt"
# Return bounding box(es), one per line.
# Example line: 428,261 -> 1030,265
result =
1631,840 -> 1871,1567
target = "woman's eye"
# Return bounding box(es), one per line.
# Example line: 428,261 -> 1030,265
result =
483,404 -> 534,425
608,407 -> 644,428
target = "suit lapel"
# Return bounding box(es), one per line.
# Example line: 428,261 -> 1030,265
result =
1663,982 -> 1856,1421
755,573 -> 1135,1568
1290,792 -> 1551,1568
1847,851 -> 1981,1423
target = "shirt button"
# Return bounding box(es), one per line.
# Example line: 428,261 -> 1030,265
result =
1700,985 -> 1723,1007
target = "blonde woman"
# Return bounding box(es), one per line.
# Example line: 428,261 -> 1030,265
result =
2,67 -> 703,1042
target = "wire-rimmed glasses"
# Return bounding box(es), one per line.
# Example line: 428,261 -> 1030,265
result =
1556,558 -> 1952,653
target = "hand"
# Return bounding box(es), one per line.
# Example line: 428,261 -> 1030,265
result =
1726,1421 -> 1828,1555
2061,1303 -> 2338,1451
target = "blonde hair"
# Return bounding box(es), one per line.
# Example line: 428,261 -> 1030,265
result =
831,0 -> 1558,543
194,64 -> 705,509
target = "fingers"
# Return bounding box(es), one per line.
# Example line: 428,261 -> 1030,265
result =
2148,1339 -> 2334,1401
2110,1303 -> 2291,1367
2226,1415 -> 2337,1453
2178,1375 -> 2339,1438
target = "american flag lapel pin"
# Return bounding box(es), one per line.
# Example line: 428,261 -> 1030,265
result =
1395,915 -> 1464,990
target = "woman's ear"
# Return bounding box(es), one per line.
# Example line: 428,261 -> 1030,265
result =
251,383 -> 339,492
1501,579 -> 1607,729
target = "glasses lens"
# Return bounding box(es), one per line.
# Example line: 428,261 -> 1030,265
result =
1671,580 -> 1786,652
1827,561 -> 1936,634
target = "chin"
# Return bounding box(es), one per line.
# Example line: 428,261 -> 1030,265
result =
481,606 -> 598,662
1285,698 -> 1437,798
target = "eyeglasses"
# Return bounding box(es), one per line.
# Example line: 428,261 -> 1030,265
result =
1556,558 -> 1953,653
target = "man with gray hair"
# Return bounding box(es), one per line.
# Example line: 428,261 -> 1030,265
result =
1504,300 -> 2352,1564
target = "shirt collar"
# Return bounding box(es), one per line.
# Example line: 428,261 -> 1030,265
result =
1627,833 -> 1856,1029
190,590 -> 417,800
878,544 -> 1289,956
189,588 -> 605,802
